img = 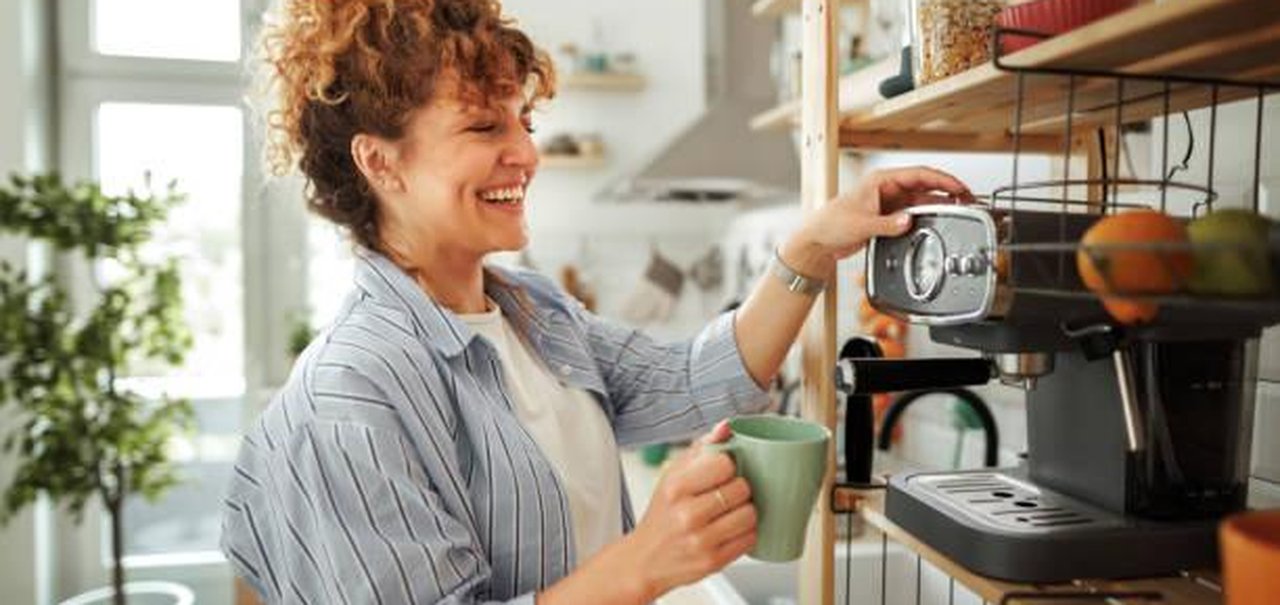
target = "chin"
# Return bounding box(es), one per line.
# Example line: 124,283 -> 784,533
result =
492,231 -> 529,253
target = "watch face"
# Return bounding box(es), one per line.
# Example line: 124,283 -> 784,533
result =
905,228 -> 945,302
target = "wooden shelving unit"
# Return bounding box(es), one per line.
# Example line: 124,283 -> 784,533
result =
768,2 -> 1280,152
539,153 -> 606,169
842,2 -> 1280,151
560,71 -> 646,92
788,2 -> 1280,604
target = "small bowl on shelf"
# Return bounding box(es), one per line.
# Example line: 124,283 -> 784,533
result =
996,0 -> 1137,53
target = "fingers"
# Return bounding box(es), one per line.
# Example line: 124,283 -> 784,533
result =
696,420 -> 732,447
868,212 -> 913,239
712,529 -> 758,568
874,166 -> 972,204
666,450 -> 736,498
691,476 -> 751,525
702,494 -> 756,545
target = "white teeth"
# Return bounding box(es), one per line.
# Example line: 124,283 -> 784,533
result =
480,186 -> 524,204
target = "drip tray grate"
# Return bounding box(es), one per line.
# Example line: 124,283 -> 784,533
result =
908,472 -> 1119,534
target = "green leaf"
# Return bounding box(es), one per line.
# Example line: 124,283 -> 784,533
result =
0,171 -> 194,581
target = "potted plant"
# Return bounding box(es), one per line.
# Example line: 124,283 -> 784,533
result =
0,172 -> 195,605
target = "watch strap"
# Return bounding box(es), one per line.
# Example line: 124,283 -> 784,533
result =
770,248 -> 826,296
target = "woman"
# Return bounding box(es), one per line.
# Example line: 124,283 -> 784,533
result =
221,1 -> 971,603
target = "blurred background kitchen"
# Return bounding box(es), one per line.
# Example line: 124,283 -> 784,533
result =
1,1 -> 1277,604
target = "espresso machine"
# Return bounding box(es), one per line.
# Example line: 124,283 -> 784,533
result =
836,204 -> 1266,582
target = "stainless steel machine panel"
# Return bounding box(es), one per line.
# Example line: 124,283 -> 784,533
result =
867,204 -> 997,325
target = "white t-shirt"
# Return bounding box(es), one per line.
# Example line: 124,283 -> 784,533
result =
459,302 -> 623,562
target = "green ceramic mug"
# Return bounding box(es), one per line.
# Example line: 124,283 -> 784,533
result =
707,414 -> 831,562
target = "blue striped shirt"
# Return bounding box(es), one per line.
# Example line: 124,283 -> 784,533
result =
221,250 -> 770,604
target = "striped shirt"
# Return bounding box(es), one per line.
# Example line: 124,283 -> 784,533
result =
221,249 -> 770,604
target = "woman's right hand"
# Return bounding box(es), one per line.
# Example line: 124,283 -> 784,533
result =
621,422 -> 757,601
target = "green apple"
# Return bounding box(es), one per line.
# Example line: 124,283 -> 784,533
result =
1187,209 -> 1275,296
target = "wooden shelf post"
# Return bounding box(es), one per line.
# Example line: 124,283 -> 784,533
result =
797,0 -> 839,604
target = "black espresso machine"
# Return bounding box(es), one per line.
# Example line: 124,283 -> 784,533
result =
834,202 -> 1272,582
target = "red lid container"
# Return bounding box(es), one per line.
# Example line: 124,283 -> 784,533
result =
996,0 -> 1137,53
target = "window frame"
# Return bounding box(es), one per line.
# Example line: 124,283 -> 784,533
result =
54,0 -> 308,598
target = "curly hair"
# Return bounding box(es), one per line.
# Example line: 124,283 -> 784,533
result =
261,0 -> 556,251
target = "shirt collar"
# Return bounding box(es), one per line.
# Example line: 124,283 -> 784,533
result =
353,249 -> 476,358
353,249 -> 552,359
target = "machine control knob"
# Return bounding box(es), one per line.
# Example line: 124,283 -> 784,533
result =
960,253 -> 989,275
945,255 -> 963,275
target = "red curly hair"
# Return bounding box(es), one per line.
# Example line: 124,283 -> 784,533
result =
261,0 -> 556,250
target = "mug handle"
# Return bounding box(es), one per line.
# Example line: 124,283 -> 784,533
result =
703,439 -> 739,471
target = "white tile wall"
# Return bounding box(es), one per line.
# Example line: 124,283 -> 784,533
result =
1249,477 -> 1280,509
1252,382 -> 1280,484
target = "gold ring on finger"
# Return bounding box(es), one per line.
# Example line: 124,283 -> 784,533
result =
714,487 -> 729,513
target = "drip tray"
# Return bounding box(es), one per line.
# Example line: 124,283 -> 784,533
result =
886,467 -> 1218,582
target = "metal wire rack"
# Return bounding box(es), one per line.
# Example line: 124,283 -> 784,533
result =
970,26 -> 1280,317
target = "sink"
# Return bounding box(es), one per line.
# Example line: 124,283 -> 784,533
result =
698,537 -> 915,605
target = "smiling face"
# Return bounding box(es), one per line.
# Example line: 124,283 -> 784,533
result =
373,81 -> 540,262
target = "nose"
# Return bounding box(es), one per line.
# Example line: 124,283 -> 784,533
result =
503,124 -> 539,170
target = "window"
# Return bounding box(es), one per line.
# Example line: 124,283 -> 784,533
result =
94,0 -> 241,62
97,102 -> 245,396
57,0 -> 307,599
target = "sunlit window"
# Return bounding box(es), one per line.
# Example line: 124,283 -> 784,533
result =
308,220 -> 357,332
96,102 -> 245,398
94,0 -> 242,62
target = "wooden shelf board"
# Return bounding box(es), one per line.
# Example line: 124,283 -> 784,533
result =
751,0 -> 865,19
838,130 -> 1065,153
750,99 -> 801,131
561,72 -> 646,92
539,154 -> 606,169
838,487 -> 1224,605
840,2 -> 1280,151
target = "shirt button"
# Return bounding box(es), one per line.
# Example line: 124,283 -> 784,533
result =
558,364 -> 572,377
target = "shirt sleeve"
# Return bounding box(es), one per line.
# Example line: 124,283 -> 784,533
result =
222,371 -> 536,605
574,306 -> 772,448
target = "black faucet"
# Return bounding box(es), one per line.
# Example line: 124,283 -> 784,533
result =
877,388 -> 1000,469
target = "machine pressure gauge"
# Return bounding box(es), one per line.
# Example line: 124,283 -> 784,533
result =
905,228 -> 946,302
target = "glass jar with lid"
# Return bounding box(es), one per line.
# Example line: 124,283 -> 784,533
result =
911,0 -> 1005,86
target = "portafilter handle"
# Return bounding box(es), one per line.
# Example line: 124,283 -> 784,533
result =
834,358 -> 994,395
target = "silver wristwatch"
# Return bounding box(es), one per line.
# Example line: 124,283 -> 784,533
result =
770,248 -> 826,296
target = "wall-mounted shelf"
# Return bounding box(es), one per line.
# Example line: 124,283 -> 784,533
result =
539,154 -> 606,169
749,99 -> 801,131
561,72 -> 646,92
841,2 -> 1280,153
751,0 -> 864,20
758,2 -> 1280,153
836,487 -> 1223,605
749,55 -> 1071,152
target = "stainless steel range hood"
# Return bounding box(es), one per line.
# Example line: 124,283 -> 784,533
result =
598,0 -> 799,203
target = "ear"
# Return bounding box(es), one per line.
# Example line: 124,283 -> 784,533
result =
350,133 -> 403,193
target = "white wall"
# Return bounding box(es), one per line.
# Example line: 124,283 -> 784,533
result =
0,0 -> 55,602
499,0 -> 754,341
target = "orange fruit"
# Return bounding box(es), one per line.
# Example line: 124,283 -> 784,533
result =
1076,210 -> 1193,325
857,295 -> 878,324
875,337 -> 906,359
1100,298 -> 1160,325
866,315 -> 908,341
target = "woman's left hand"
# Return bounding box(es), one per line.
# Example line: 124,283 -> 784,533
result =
779,166 -> 973,277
